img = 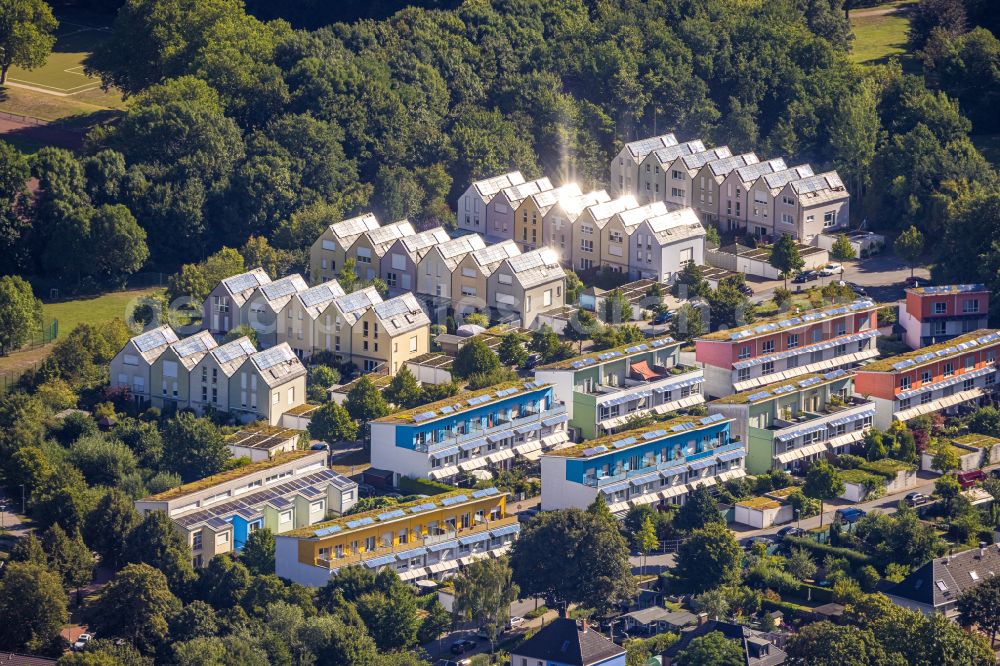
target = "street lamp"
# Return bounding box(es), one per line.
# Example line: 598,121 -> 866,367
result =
795,508 -> 801,530
0,502 -> 6,530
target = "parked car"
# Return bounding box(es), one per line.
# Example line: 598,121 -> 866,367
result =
745,535 -> 776,550
510,615 -> 525,629
435,660 -> 471,666
310,442 -> 329,451
793,270 -> 819,284
776,526 -> 804,540
845,281 -> 868,297
517,507 -> 540,522
738,283 -> 754,296
72,634 -> 93,651
835,507 -> 867,524
357,483 -> 377,498
523,353 -> 541,370
450,639 -> 477,655
818,263 -> 843,277
991,468 -> 1000,480
904,492 -> 929,507
957,469 -> 986,489
904,276 -> 923,288
652,310 -> 675,325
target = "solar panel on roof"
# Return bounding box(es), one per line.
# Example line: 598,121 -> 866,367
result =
262,275 -> 305,301
440,494 -> 468,506
134,328 -> 175,352
301,285 -> 339,308
224,271 -> 265,294
413,411 -> 437,422
471,487 -> 499,498
174,333 -> 213,357
375,296 -> 414,319
254,345 -> 295,370
215,338 -> 255,364
378,509 -> 406,521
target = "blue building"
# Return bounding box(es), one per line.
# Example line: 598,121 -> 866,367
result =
370,380 -> 569,485
540,414 -> 746,515
510,618 -> 625,666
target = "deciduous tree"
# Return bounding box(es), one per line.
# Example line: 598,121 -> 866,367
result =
0,275 -> 42,355
91,563 -> 181,653
894,226 -> 925,278
674,523 -> 742,593
452,557 -> 520,650
241,528 -> 276,575
308,401 -> 359,443
769,234 -> 804,289
0,562 -> 68,652
675,631 -> 744,666
803,460 -> 845,526
0,0 -> 57,84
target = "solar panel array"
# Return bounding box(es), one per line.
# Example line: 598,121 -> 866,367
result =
472,240 -> 521,268
727,299 -> 875,340
619,201 -> 668,227
254,344 -> 295,370
508,247 -> 560,273
626,133 -> 677,157
261,275 -> 306,301
374,295 -> 417,320
403,227 -> 451,253
736,158 -> 787,184
709,153 -> 758,177
134,327 -> 177,353
504,178 -> 552,203
586,195 -> 639,223
173,332 -> 215,358
336,288 -> 381,314
332,213 -> 380,239
921,284 -> 986,294
214,337 -> 257,364
681,146 -> 732,170
368,220 -> 414,247
474,172 -> 524,198
763,165 -> 814,191
792,173 -> 845,195
533,183 -> 582,210
438,235 -> 486,259
301,282 -> 343,308
652,140 -> 706,164
224,271 -> 267,295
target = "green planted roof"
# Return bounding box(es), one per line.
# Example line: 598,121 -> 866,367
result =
536,333 -> 679,370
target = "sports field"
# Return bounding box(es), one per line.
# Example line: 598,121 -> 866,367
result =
6,18 -> 109,97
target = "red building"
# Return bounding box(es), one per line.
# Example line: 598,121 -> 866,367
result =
900,284 -> 989,350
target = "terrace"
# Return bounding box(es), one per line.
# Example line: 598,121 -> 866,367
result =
769,397 -> 875,464
418,402 -> 567,454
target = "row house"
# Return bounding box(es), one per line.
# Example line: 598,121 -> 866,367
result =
280,279 -> 347,359
456,171 -> 525,235
514,183 -> 582,253
325,287 -> 383,364
610,133 -> 678,198
149,330 -> 217,412
275,487 -> 519,586
135,450 -> 356,568
416,234 -> 487,302
709,371 -> 875,474
854,330 -> 1000,429
717,158 -> 786,231
109,325 -> 179,404
452,239 -> 521,317
486,177 -> 553,242
350,293 -> 431,374
774,172 -> 850,242
190,336 -> 258,416
370,380 -> 569,484
534,334 -> 704,441
488,247 -> 566,328
695,299 -> 880,397
246,274 -> 309,348
572,195 -> 638,273
309,213 -> 381,284
539,414 -> 747,514
675,147 -> 732,212
900,284 -> 989,350
541,189 -> 610,266
693,153 -> 759,228
629,208 -> 706,283
744,164 -> 813,238
602,201 -> 669,274
204,268 -> 271,336
380,227 -> 451,295
347,219 -> 416,282
637,140 -> 707,206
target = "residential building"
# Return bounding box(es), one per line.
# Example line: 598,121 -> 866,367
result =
773,172 -> 849,242
746,164 -> 813,239
677,146 -> 732,202
347,219 -> 415,282
456,172 -> 525,235
486,177 -> 553,242
718,158 -> 787,233
488,247 -> 566,328
416,234 -> 487,302
232,343 -> 307,425
514,183 -> 582,252
452,240 -> 521,317
190,336 -> 257,416
572,195 -> 638,273
110,325 -> 179,405
601,201 -> 669,274
510,618 -> 625,666
135,450 -> 355,568
542,189 -> 610,265
540,414 -> 746,514
203,268 -> 271,335
695,299 -> 879,397
350,293 -> 431,374
637,140 -> 707,205
611,133 -> 678,198
663,620 -> 787,666
370,380 -> 568,483
151,330 -> 218,411
900,284 -> 990,349
380,227 -> 451,295
853,330 -> 1000,429
327,287 -> 384,364
708,371 -> 875,474
309,213 -> 381,283
535,334 -> 704,441
628,207 -> 705,282
280,279 -> 346,359
244,274 -> 309,348
275,487 -> 519,586
887,544 -> 1000,618
693,153 -> 759,228
226,425 -> 304,462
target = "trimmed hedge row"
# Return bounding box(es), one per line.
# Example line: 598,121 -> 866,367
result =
762,598 -> 812,619
398,476 -> 455,496
784,535 -> 874,570
790,582 -> 835,604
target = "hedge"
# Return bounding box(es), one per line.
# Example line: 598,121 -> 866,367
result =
784,536 -> 874,570
789,583 -> 835,604
398,476 -> 454,496
762,598 -> 812,619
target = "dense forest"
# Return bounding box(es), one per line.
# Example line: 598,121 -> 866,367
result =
1,0 -> 998,304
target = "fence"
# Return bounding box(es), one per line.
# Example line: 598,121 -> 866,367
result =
0,110 -> 49,126
0,320 -> 57,395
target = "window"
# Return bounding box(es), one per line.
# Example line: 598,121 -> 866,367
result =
963,299 -> 980,314
192,531 -> 203,550
934,302 -> 947,315
410,335 -> 418,352
932,321 -> 947,337
823,211 -> 836,228
386,272 -> 397,287
787,334 -> 799,349
543,290 -> 552,307
580,239 -> 593,253
922,370 -> 932,384
899,398 -> 911,409
781,213 -> 794,225
738,345 -> 751,360
498,273 -> 513,285
672,169 -> 683,180
921,392 -> 933,405
671,187 -> 683,198
762,340 -> 775,354
900,376 -> 911,390
762,361 -> 774,375
943,362 -> 954,377
581,224 -> 593,235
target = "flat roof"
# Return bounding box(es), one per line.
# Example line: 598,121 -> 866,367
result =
406,352 -> 455,370
227,425 -> 304,450
546,413 -> 730,458
698,299 -> 877,341
284,403 -> 322,417
143,450 -> 322,501
952,433 -> 1000,448
330,374 -> 393,396
374,379 -> 550,425
862,329 -> 999,372
537,333 -> 679,370
906,284 -> 987,295
712,372 -> 847,404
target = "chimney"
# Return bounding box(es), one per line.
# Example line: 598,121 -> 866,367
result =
580,619 -> 589,633
697,612 -> 708,625
980,542 -> 987,557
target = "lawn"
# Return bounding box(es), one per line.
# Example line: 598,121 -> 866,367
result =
850,1 -> 918,68
42,287 -> 165,341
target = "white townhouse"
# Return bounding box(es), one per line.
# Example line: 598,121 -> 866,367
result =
327,287 -> 384,364
629,208 -> 706,283
488,247 -> 566,329
348,219 -> 416,282
571,195 -> 639,273
110,325 -> 180,405
380,227 -> 451,295
515,182 -> 583,253
717,158 -> 787,232
245,274 -> 309,348
451,240 -> 522,317
485,177 -> 552,242
151,330 -> 218,411
233,343 -> 308,426
541,189 -> 610,266
637,140 -> 706,205
773,172 -> 850,243
610,133 -> 678,198
415,234 -> 487,303
203,268 -> 271,336
746,165 -> 814,239
693,153 -> 759,228
456,171 -> 525,235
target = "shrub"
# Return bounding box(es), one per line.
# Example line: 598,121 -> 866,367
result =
465,367 -> 519,390
397,477 -> 454,496
783,536 -> 874,571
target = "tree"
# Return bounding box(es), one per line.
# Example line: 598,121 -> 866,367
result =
635,515 -> 659,577
223,323 -> 258,347
0,275 -> 42,355
769,234 -> 804,288
909,0 -> 967,50
830,234 -> 857,261
674,485 -> 723,532
355,570 -> 421,651
0,0 -> 57,84
70,434 -> 139,487
10,532 -> 47,565
894,226 -> 925,278
298,613 -> 379,666
803,460 -> 844,526
452,558 -> 520,651
241,528 -> 275,575
935,473 -> 963,517
462,312 -> 489,327
168,600 -> 219,642
529,324 -> 571,363
675,523 -> 742,594
452,337 -> 500,378
498,332 -> 529,366
418,599 -> 451,645
308,401 -> 359,443
675,631 -> 744,666
968,406 -> 1000,437
56,653 -> 123,666
510,508 -> 634,615
932,446 -> 959,473
958,573 -> 1000,647
87,204 -> 149,285
786,547 -> 817,581
786,622 -> 890,666
200,555 -> 251,609
344,375 -> 390,424
829,81 -> 881,199
337,257 -> 359,293
670,302 -> 706,342
383,366 -> 422,408
91,563 -> 180,653
42,523 -> 93,595
0,562 -> 68,652
161,412 -> 230,482
123,510 -> 196,590
564,269 -> 584,304
600,288 -> 633,324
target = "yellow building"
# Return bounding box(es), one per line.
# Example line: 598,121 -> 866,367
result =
308,213 -> 381,284
275,487 -> 519,586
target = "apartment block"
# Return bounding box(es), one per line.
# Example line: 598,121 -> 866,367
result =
611,134 -> 678,198
717,158 -> 786,231
456,172 -> 525,235
535,334 -> 704,441
637,140 -> 706,206
486,177 -> 553,242
488,247 -> 566,328
541,189 -> 610,266
854,330 -> 1000,429
540,414 -> 746,514
203,268 -> 271,335
370,380 -> 568,483
309,213 -> 381,283
514,183 -> 582,253
693,153 -> 759,227
709,371 -> 875,474
275,487 -> 519,586
110,325 -> 179,405
695,299 -> 879,397
571,195 -> 638,273
628,207 -> 705,283
773,172 -> 849,242
451,240 -> 521,317
380,227 -> 451,295
900,284 -> 989,350
347,219 -> 415,282
136,450 -> 355,568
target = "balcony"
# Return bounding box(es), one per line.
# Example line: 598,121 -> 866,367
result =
582,439 -> 741,488
416,403 -> 567,454
584,364 -> 700,397
769,398 -> 876,464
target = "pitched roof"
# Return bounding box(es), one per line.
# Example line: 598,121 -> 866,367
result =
469,240 -> 521,276
332,287 -> 384,326
735,158 -> 787,187
584,195 -> 639,226
471,171 -> 525,200
553,189 -> 611,220
889,544 -> 1000,608
221,268 -> 271,307
365,219 -> 416,256
789,171 -> 848,204
649,139 -> 707,166
681,146 -> 732,171
297,279 -> 347,320
530,183 -> 583,216
706,153 -> 759,180
0,653 -> 57,666
624,133 -> 678,159
259,274 -> 308,312
513,619 -> 624,666
616,201 -> 669,230
664,620 -> 787,666
327,213 -> 381,246
399,226 -> 452,259
764,165 -> 814,192
127,325 -> 179,364
643,207 -> 706,244
206,336 -> 257,376
504,247 -> 564,289
432,234 -> 488,270
167,330 -> 218,370
372,293 -> 430,336
499,177 -> 553,206
248,342 -> 307,388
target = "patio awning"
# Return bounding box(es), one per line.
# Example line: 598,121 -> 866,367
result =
486,449 -> 515,464
826,430 -> 866,450
428,466 -> 459,480
458,458 -> 488,472
630,360 -> 661,381
431,447 -> 459,460
460,438 -> 487,452
629,492 -> 661,507
895,388 -> 984,422
470,469 -> 493,481
660,485 -> 688,499
774,442 -> 827,464
608,502 -> 629,515
399,567 -> 428,581
715,468 -> 747,483
542,414 -> 569,427
541,431 -> 569,448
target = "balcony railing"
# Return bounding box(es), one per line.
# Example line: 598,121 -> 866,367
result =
416,403 -> 567,453
582,439 -> 740,487
585,366 -> 702,401
767,398 -> 875,435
